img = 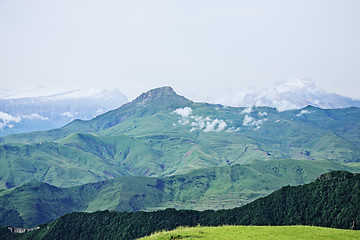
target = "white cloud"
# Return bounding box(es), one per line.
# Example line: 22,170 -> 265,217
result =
203,119 -> 219,132
203,118 -> 228,132
243,115 -> 254,126
272,100 -> 300,112
243,114 -> 268,129
217,120 -> 227,132
21,113 -> 49,120
172,108 -> 228,132
210,78 -> 360,111
258,112 -> 268,117
241,107 -> 252,114
296,110 -> 310,117
178,118 -> 190,125
172,107 -> 193,118
96,108 -> 104,115
61,112 -> 75,118
0,112 -> 21,123
0,112 -> 21,130
0,112 -> 48,130
189,116 -> 206,130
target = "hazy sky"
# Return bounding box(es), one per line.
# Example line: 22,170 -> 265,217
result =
1,0 -> 359,101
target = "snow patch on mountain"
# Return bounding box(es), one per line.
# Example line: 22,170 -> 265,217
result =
213,78 -> 360,111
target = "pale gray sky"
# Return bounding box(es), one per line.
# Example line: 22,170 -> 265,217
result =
1,0 -> 359,101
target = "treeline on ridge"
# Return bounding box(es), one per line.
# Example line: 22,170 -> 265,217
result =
1,171 -> 359,240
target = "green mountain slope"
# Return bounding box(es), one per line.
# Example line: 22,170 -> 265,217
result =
0,86 -> 360,232
0,87 -> 191,144
0,133 -> 166,189
0,86 -> 359,238
1,171 -> 359,240
0,87 -> 359,189
1,160 -> 359,228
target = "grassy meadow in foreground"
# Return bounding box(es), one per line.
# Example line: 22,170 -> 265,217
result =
138,225 -> 360,240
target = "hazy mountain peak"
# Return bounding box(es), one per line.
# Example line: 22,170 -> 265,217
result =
44,88 -> 126,101
136,86 -> 176,100
273,77 -> 317,93
0,88 -> 127,101
0,88 -> 128,136
213,78 -> 360,111
133,86 -> 190,108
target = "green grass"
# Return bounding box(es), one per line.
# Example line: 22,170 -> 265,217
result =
1,90 -> 360,190
2,160 -> 360,228
1,87 -> 360,229
2,170 -> 359,239
138,225 -> 360,240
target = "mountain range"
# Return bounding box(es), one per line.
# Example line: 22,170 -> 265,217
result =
1,78 -> 359,137
1,87 -> 360,187
0,88 -> 127,137
0,86 -> 359,228
213,78 -> 360,111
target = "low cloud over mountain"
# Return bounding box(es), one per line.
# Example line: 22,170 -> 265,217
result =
0,88 -> 127,136
213,78 -> 360,111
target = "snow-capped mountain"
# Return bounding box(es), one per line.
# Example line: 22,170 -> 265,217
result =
214,78 -> 360,111
0,89 -> 128,136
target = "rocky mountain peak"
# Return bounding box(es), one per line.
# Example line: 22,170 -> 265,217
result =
137,86 -> 175,101
133,86 -> 189,108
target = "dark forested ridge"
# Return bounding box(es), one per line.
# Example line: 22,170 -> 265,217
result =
1,171 -> 359,240
225,170 -> 360,228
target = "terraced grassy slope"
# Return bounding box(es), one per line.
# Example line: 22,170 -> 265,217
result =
1,160 -> 359,228
139,225 -> 360,240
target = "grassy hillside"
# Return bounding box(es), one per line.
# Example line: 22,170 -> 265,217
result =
1,171 -> 359,240
0,87 -> 359,190
1,161 -> 359,228
0,87 -> 359,234
0,132 -> 168,189
139,225 -> 360,240
2,119 -> 359,191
